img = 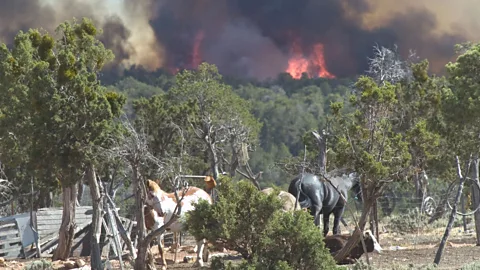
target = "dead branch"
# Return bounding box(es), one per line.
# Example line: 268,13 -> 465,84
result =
434,156 -> 471,265
223,157 -> 262,190
318,172 -> 371,265
366,44 -> 415,85
0,179 -> 14,205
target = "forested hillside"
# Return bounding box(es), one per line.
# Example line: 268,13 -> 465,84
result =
104,68 -> 356,189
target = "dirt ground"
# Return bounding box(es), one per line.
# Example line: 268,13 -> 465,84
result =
3,224 -> 480,269
354,225 -> 480,270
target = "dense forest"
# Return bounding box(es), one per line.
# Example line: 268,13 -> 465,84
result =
102,65 -> 355,189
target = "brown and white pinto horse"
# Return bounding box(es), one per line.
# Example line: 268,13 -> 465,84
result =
145,179 -> 213,268
143,204 -> 165,249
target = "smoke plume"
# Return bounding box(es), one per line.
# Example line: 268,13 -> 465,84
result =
0,0 -> 478,80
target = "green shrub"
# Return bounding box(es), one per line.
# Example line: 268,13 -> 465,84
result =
254,210 -> 337,270
209,257 -> 294,270
386,208 -> 427,234
186,177 -> 337,270
461,261 -> 480,270
23,259 -> 53,270
186,177 -> 284,259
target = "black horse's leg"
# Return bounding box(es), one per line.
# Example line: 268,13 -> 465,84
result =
332,207 -> 345,235
311,205 -> 322,228
340,217 -> 348,227
323,213 -> 330,236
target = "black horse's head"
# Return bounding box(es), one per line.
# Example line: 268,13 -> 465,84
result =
347,172 -> 363,203
327,168 -> 363,203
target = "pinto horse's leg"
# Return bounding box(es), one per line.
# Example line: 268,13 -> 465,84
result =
173,232 -> 181,264
157,234 -> 167,269
153,221 -> 167,269
192,238 -> 207,268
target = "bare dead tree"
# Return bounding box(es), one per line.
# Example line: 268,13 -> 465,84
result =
434,156 -> 471,265
366,44 -> 417,86
107,116 -> 189,270
0,178 -> 14,207
223,156 -> 262,190
312,130 -> 328,175
190,109 -> 256,183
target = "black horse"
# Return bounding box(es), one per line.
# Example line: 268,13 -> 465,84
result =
288,170 -> 362,236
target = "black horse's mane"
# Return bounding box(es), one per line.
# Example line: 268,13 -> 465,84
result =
325,167 -> 356,179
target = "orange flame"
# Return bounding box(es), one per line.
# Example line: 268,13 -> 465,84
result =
286,39 -> 335,79
191,30 -> 205,68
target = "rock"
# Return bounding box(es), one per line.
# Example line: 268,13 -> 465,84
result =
183,256 -> 196,263
75,258 -> 86,267
64,260 -> 77,269
0,257 -> 5,267
52,260 -> 66,270
183,246 -> 196,253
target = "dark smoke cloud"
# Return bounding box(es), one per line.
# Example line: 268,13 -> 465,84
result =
0,0 -> 134,73
0,0 -> 56,42
99,15 -> 135,69
147,0 -> 471,79
0,0 -> 475,80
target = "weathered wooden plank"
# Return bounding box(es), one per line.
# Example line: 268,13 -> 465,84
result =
37,220 -> 90,226
0,237 -> 22,246
0,229 -> 19,237
0,223 -> 16,230
40,223 -> 91,256
0,246 -> 23,258
37,216 -> 92,221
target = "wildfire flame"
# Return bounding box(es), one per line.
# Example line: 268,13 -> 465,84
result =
286,39 -> 335,79
191,30 -> 205,68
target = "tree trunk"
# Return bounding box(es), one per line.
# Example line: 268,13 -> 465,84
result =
135,246 -> 155,270
52,184 -> 78,260
334,196 -> 373,263
47,192 -> 53,208
461,194 -> 467,232
318,138 -> 327,174
312,130 -> 327,174
208,143 -> 220,181
87,164 -> 104,270
136,210 -> 180,270
77,181 -> 84,206
229,138 -> 239,177
133,167 -> 155,270
434,156 -> 468,265
37,189 -> 53,209
369,200 -> 379,241
414,173 -> 423,209
471,157 -> 480,245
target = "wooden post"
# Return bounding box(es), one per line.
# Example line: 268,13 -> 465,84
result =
30,177 -> 42,258
106,203 -> 124,270
106,194 -> 136,259
471,157 -> 480,246
461,194 -> 467,232
434,156 -> 469,266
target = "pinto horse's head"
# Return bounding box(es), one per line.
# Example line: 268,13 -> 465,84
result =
145,179 -> 162,200
204,175 -> 217,192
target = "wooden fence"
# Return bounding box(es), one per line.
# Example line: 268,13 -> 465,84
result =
0,206 -> 135,259
0,213 -> 36,259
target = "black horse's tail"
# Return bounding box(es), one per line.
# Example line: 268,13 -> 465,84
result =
289,178 -> 312,209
